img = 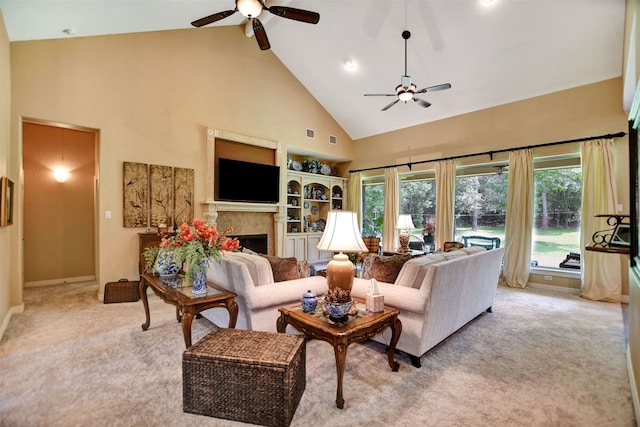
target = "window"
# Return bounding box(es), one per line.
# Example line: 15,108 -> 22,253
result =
454,174 -> 508,246
400,178 -> 436,233
362,182 -> 384,237
532,167 -> 581,268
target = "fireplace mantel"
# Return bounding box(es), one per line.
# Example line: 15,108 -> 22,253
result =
201,200 -> 280,213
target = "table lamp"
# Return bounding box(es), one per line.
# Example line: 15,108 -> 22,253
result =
397,214 -> 415,253
317,211 -> 369,292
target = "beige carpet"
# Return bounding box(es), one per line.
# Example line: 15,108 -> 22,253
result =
0,281 -> 635,426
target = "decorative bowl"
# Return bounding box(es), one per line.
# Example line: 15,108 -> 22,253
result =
324,299 -> 353,323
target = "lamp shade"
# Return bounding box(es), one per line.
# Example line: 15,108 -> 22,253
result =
317,211 -> 369,253
396,214 -> 415,230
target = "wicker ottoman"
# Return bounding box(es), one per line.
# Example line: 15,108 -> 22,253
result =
183,328 -> 306,427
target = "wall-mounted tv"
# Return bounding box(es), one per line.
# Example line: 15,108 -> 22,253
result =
216,158 -> 280,204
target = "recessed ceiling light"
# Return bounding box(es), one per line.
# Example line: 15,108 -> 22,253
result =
343,59 -> 356,71
480,0 -> 495,5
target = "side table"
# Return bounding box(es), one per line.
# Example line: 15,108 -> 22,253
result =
140,273 -> 238,348
276,297 -> 401,409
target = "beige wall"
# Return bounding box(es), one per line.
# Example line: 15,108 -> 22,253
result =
350,78 -> 627,177
0,10 -> 21,335
9,26 -> 355,298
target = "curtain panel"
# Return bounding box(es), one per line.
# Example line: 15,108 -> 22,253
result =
580,139 -> 621,302
383,167 -> 400,252
348,172 -> 362,227
503,149 -> 534,288
435,160 -> 456,251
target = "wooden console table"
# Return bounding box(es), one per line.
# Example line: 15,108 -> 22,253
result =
139,273 -> 238,348
276,297 -> 401,409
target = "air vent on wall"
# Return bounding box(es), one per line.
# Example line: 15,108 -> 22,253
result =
329,135 -> 337,145
306,128 -> 315,139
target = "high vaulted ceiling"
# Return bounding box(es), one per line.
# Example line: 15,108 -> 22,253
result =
0,0 -> 626,140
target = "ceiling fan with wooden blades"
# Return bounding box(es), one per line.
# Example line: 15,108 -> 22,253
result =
191,0 -> 320,51
365,30 -> 451,111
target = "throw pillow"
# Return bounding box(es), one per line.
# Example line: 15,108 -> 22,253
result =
297,260 -> 311,278
260,255 -> 300,282
371,254 -> 411,283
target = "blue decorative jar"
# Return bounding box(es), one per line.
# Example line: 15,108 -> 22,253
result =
154,249 -> 179,277
301,290 -> 318,313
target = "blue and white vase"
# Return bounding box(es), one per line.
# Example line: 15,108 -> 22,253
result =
191,259 -> 209,296
301,290 -> 318,313
154,249 -> 179,277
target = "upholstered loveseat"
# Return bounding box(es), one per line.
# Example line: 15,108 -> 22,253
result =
201,251 -> 328,332
350,246 -> 505,367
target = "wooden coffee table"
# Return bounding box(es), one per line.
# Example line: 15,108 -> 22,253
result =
276,297 -> 402,409
139,273 -> 238,348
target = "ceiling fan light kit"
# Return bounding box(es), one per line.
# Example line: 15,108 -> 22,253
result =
191,0 -> 319,51
237,0 -> 263,18
365,30 -> 451,111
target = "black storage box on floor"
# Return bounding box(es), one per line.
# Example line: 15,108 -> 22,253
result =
104,278 -> 140,303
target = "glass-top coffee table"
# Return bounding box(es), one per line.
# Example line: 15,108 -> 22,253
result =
140,273 -> 238,348
276,297 -> 402,409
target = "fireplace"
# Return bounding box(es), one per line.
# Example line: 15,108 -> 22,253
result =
229,234 -> 268,254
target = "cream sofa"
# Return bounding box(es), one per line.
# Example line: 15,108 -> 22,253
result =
350,246 -> 505,367
202,247 -> 504,368
201,251 -> 328,333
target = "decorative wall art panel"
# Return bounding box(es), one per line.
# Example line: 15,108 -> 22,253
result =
174,167 -> 194,226
122,162 -> 194,228
123,162 -> 149,228
150,164 -> 173,227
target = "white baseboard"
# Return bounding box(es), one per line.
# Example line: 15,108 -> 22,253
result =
24,275 -> 96,288
0,303 -> 25,341
528,282 -> 581,294
529,282 -> 630,303
628,346 -> 640,427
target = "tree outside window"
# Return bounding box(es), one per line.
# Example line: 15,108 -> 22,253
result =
532,167 -> 581,268
362,183 -> 385,237
400,179 -> 436,234
454,174 -> 508,245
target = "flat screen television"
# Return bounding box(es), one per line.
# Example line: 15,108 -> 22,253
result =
216,158 -> 280,204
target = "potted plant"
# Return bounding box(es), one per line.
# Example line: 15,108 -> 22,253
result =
323,287 -> 353,322
144,219 -> 240,295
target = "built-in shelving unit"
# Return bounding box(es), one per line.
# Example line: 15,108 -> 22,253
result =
285,170 -> 348,263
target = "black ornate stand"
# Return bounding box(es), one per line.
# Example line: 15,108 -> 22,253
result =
585,214 -> 630,254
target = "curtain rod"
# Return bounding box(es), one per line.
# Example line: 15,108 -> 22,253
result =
348,131 -> 627,174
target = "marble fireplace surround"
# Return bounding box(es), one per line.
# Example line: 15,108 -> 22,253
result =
201,128 -> 287,256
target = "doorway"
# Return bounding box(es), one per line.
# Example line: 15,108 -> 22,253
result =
22,120 -> 98,286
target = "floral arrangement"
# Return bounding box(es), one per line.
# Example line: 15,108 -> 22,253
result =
144,219 -> 240,276
423,220 -> 436,235
323,287 -> 351,304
